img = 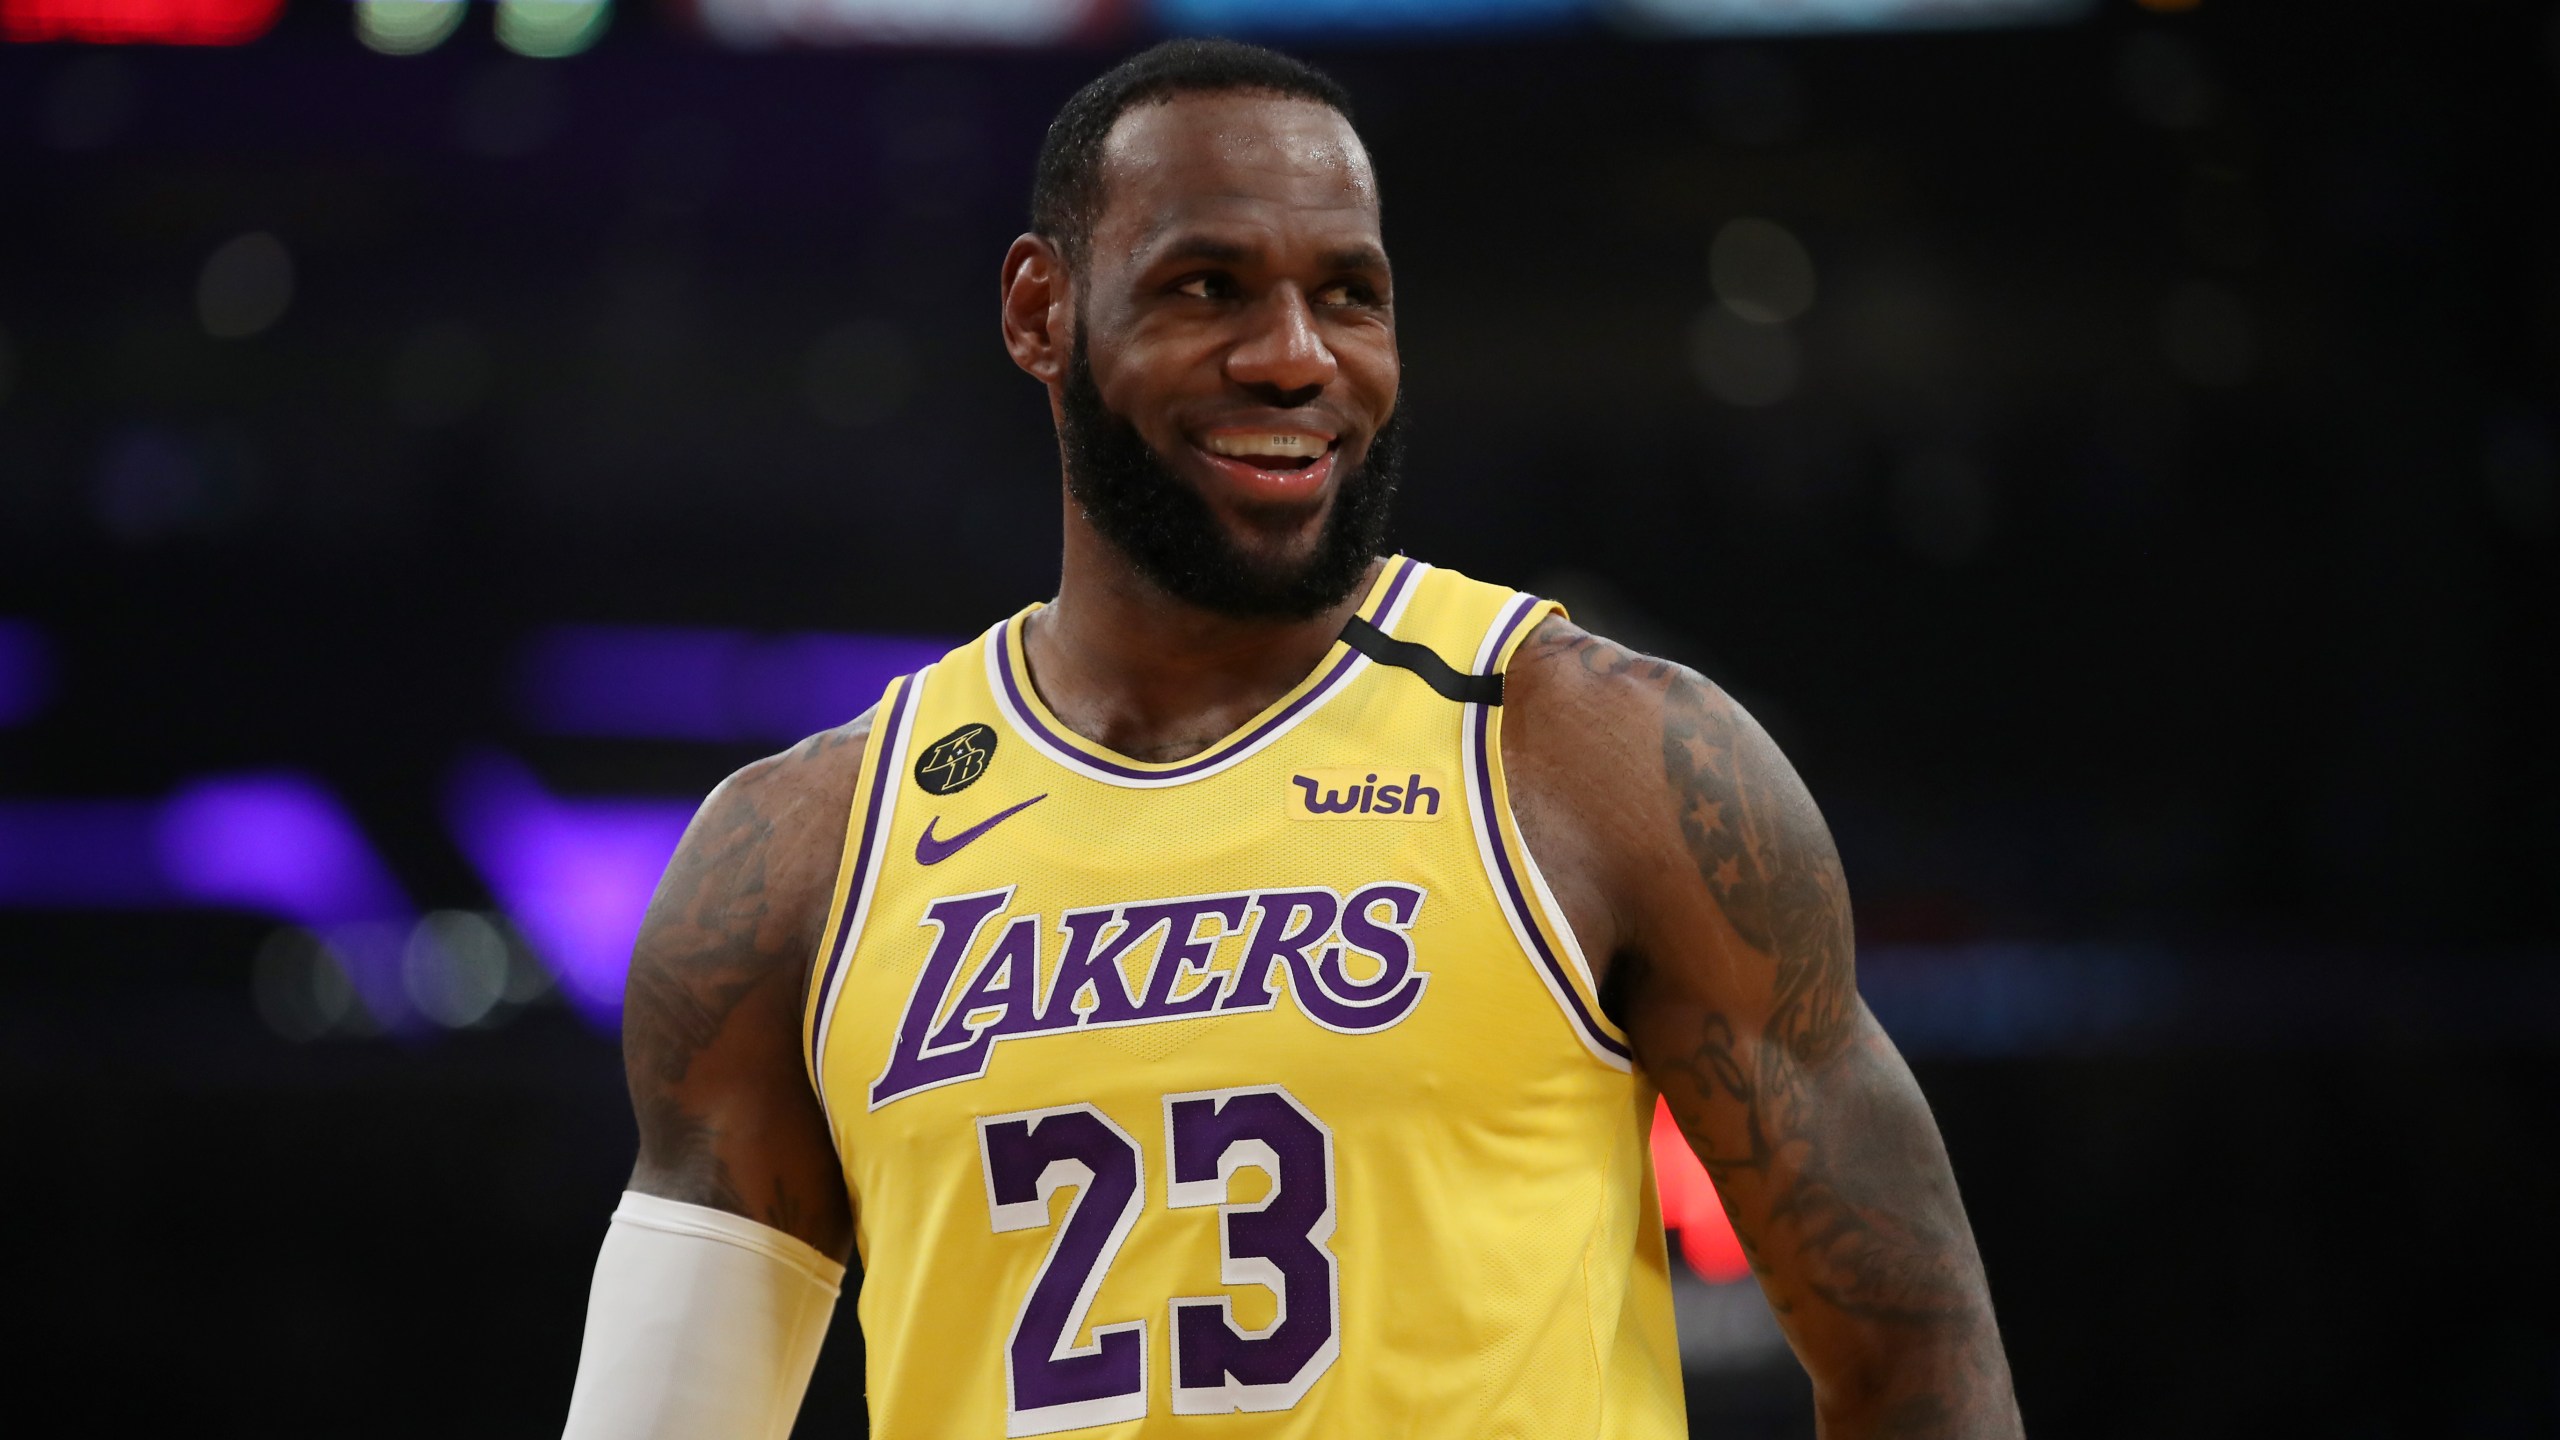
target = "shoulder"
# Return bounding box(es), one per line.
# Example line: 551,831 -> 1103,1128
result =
1502,613 -> 1725,805
1493,617 -> 1696,959
696,710 -> 877,865
1505,612 -> 1853,1026
632,708 -> 878,1003
1502,615 -> 1828,959
1504,611 -> 1817,844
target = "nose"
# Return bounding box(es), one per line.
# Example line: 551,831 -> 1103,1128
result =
1225,285 -> 1337,405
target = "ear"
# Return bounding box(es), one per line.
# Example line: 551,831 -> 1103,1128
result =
999,233 -> 1070,386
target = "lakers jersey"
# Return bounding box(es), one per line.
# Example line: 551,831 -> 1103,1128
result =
802,557 -> 1686,1439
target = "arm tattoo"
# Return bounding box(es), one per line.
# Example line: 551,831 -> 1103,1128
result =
621,780 -> 777,1214
1657,672 -> 1971,1323
1523,623 -> 2015,1437
625,802 -> 775,1085
1661,669 -> 1859,1070
622,721 -> 866,1236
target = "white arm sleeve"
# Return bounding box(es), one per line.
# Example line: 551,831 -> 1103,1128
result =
561,1191 -> 847,1440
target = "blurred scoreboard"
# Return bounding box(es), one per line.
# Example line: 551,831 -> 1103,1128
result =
0,0 -> 2095,49
695,0 -> 2094,46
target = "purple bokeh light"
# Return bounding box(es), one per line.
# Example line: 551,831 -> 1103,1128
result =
0,620 -> 55,727
0,775 -> 407,925
157,775 -> 411,926
517,624 -> 947,744
0,773 -> 417,1025
447,753 -> 697,1027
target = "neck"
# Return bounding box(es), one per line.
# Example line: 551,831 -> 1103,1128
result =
1024,501 -> 1383,765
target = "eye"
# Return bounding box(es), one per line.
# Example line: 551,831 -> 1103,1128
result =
1314,280 -> 1382,308
1172,272 -> 1236,300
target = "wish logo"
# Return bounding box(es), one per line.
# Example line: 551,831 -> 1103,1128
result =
870,882 -> 1431,1108
1287,769 -> 1448,820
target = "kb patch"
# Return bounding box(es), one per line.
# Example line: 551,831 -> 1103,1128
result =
914,723 -> 998,796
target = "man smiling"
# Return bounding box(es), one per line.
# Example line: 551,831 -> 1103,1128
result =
562,39 -> 2022,1440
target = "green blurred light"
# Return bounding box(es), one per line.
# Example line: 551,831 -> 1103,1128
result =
496,0 -> 609,57
355,0 -> 466,55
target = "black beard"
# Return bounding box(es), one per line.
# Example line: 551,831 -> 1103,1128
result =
1059,336 -> 1401,622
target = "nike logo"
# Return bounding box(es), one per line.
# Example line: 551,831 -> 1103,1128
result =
915,794 -> 1047,866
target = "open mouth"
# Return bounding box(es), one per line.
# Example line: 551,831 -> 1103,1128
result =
1196,431 -> 1341,502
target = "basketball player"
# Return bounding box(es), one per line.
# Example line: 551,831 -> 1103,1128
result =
562,39 -> 2021,1440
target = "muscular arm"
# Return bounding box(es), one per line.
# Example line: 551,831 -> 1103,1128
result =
1507,621 -> 2020,1440
621,713 -> 873,1262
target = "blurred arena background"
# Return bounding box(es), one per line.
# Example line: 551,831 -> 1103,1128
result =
3,0 -> 2556,1433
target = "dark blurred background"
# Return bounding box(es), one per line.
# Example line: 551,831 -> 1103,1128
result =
3,0 -> 2556,1433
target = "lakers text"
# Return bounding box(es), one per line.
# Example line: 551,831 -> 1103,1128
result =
869,883 -> 1432,1107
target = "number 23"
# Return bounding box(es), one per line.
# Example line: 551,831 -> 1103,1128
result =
975,1086 -> 1340,1438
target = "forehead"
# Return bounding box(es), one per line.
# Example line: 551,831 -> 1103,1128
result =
1090,92 -> 1380,260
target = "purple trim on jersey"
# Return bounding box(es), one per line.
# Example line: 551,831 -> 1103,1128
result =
995,556 -> 1421,783
1470,598 -> 1635,1063
811,669 -> 924,1065
1481,593 -> 1542,685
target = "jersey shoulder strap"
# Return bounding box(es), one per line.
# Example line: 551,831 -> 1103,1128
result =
1354,561 -> 1563,704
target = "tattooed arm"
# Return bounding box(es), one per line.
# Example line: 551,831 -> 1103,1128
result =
621,712 -> 873,1260
1506,620 -> 2020,1440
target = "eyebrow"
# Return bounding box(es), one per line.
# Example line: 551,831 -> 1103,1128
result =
1143,235 -> 1392,278
1319,244 -> 1391,276
1152,235 -> 1256,267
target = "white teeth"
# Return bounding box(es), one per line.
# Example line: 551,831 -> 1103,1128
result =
1205,433 -> 1327,459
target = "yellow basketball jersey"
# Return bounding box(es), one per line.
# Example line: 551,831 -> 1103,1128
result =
803,557 -> 1686,1439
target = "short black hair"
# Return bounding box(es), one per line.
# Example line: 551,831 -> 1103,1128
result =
1031,38 -> 1358,267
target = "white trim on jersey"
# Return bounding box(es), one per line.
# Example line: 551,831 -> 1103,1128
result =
1462,592 -> 1635,1071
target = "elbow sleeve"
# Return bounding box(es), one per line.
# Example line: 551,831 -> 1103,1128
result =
561,1191 -> 846,1440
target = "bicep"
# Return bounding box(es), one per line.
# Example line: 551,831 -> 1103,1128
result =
622,732 -> 866,1262
1623,673 -> 2001,1397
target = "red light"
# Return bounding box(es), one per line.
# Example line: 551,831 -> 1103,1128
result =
2,0 -> 284,45
1651,1095 -> 1752,1284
